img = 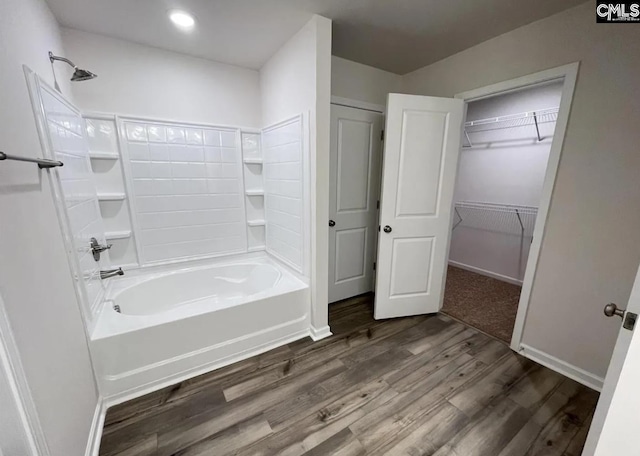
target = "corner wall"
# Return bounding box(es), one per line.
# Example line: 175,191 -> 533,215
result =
0,0 -> 99,454
260,15 -> 332,338
402,1 -> 640,380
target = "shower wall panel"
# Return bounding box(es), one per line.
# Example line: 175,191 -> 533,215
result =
121,120 -> 247,264
39,85 -> 108,323
263,116 -> 305,272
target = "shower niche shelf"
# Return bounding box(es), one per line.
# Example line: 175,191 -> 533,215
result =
241,132 -> 266,253
97,192 -> 126,201
85,114 -> 139,268
105,230 -> 132,240
89,151 -> 119,160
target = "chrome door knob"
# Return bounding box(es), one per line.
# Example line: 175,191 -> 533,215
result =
383,225 -> 392,233
329,220 -> 335,227
604,303 -> 625,318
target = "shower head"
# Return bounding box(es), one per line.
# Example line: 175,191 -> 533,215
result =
49,51 -> 97,82
71,68 -> 97,81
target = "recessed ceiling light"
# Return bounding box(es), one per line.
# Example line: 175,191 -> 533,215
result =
169,10 -> 195,30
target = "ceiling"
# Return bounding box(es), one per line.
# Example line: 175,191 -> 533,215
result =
45,0 -> 585,74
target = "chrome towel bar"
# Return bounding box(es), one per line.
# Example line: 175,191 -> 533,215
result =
0,151 -> 63,169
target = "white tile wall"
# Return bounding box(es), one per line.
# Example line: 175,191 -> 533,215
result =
263,117 -> 304,272
41,88 -> 107,322
123,120 -> 247,264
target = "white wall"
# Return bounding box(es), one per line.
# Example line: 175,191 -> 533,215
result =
62,28 -> 261,128
260,15 -> 332,336
0,0 -> 99,454
260,18 -> 321,127
450,82 -> 563,282
403,1 -> 640,380
331,56 -> 402,107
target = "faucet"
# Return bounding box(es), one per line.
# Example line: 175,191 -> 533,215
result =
100,267 -> 124,279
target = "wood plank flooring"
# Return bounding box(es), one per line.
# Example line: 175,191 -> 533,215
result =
99,294 -> 598,456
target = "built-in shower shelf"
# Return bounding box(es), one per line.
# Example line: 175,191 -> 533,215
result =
245,189 -> 264,196
97,192 -> 126,201
243,158 -> 263,165
247,220 -> 266,227
105,230 -> 132,240
89,151 -> 119,160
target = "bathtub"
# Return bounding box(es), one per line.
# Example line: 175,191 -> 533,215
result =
90,254 -> 310,399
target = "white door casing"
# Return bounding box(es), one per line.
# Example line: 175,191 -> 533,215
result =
583,261 -> 640,455
375,94 -> 464,319
329,105 -> 383,303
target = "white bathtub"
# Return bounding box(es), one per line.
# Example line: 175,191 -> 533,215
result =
90,254 -> 310,399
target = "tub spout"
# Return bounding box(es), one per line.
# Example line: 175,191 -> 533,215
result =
100,267 -> 124,279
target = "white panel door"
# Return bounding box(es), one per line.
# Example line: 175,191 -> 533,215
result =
329,105 -> 383,303
375,94 -> 464,319
583,262 -> 640,455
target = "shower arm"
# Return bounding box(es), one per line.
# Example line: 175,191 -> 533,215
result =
49,51 -> 77,69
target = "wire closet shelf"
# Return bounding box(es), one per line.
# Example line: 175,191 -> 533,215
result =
452,201 -> 538,237
463,106 -> 559,147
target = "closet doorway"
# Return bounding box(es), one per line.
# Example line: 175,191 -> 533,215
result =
442,79 -> 566,344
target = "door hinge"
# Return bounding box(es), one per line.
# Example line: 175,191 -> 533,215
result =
373,262 -> 376,271
378,225 -> 380,232
377,200 -> 380,209
624,312 -> 637,331
380,130 -> 384,141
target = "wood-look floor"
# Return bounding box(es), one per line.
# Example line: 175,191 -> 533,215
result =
99,294 -> 598,456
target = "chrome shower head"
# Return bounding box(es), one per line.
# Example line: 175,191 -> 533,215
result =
49,51 -> 97,82
71,68 -> 97,81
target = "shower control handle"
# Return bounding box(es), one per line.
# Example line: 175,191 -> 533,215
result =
90,237 -> 112,261
383,225 -> 392,233
329,220 -> 335,227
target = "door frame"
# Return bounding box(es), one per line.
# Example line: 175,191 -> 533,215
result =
0,291 -> 49,456
330,96 -> 385,114
452,62 -> 580,351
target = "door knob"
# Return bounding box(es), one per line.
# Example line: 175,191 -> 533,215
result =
329,220 -> 335,227
604,303 -> 625,318
383,225 -> 392,233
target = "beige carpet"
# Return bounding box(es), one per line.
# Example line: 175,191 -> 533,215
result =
442,266 -> 521,343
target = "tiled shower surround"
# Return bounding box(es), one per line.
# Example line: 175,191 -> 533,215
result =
263,117 -> 304,272
41,86 -> 108,321
122,121 -> 247,264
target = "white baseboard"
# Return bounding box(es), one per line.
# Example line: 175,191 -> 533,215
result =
519,344 -> 604,392
103,327 -> 310,407
448,260 -> 523,286
85,397 -> 106,456
309,325 -> 332,341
